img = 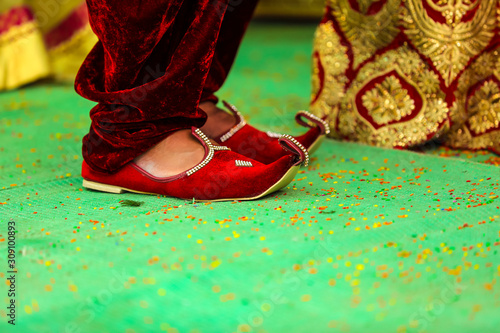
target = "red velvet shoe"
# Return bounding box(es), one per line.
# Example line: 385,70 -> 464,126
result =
82,128 -> 308,202
213,102 -> 330,164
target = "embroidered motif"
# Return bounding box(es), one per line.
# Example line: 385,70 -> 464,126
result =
312,0 -> 500,155
328,0 -> 402,69
422,0 -> 480,26
402,0 -> 496,86
444,49 -> 500,152
361,75 -> 415,125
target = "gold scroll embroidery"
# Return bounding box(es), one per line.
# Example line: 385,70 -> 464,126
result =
444,49 -> 500,152
310,21 -> 350,138
338,45 -> 450,147
362,75 -> 415,125
327,0 -> 402,69
402,0 -> 496,86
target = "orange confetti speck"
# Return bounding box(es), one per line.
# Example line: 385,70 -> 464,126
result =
220,292 -> 236,302
238,324 -> 252,332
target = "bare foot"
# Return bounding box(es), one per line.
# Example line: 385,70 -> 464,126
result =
199,101 -> 237,138
134,102 -> 235,177
134,129 -> 205,178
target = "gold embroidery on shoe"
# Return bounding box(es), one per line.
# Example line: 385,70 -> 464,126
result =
424,0 -> 480,26
467,80 -> 500,135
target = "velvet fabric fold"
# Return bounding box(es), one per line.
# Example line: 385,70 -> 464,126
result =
76,0 -> 258,173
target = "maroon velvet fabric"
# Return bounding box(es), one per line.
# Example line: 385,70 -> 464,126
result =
76,0 -> 258,173
201,0 -> 260,103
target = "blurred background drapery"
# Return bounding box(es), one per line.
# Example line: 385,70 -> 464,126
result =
0,0 -> 96,91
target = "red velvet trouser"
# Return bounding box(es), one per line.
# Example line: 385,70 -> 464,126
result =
76,0 -> 259,173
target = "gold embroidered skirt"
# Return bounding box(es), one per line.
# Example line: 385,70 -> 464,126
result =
310,0 -> 500,155
0,0 -> 96,91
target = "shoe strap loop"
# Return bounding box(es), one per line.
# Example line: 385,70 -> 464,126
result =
295,110 -> 331,135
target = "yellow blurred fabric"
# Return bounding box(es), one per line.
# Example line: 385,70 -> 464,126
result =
0,0 -> 96,91
255,0 -> 324,18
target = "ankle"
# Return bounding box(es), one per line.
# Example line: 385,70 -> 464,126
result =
199,102 -> 237,138
133,129 -> 205,178
199,101 -> 219,116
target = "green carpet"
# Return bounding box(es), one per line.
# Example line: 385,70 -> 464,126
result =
1,23 -> 499,333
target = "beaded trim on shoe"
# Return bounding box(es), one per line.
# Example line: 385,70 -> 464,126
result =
235,160 -> 253,167
296,110 -> 331,135
213,146 -> 231,151
219,102 -> 247,143
186,129 -> 230,176
280,134 -> 310,167
266,131 -> 282,138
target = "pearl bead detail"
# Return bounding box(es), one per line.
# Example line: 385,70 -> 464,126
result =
219,103 -> 247,142
280,134 -> 310,167
266,131 -> 283,138
186,129 -> 229,176
296,110 -> 331,135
